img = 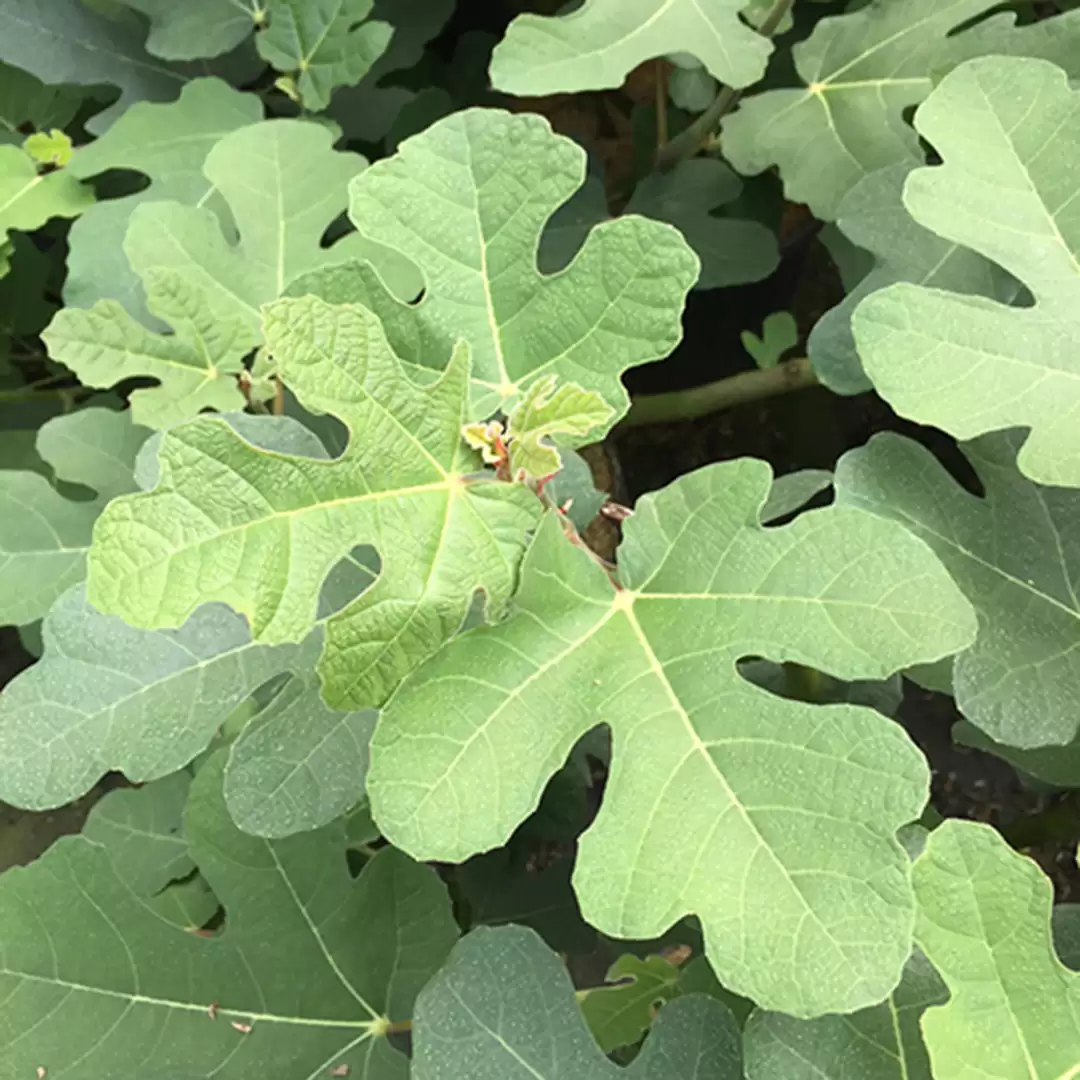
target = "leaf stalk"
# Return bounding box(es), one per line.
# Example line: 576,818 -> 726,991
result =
654,0 -> 796,172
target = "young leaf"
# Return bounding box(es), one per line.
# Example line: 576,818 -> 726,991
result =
837,431 -> 1080,750
742,312 -> 798,371
580,953 -> 683,1054
0,584 -> 318,810
489,0 -> 774,97
328,0 -> 456,143
0,0 -> 187,134
299,108 -> 699,423
541,160 -> 779,291
64,77 -> 263,322
0,408 -> 149,627
413,925 -> 743,1079
87,297 -> 541,711
0,754 -> 459,1078
853,57 -> 1080,487
370,460 -> 977,1015
721,0 -> 1080,220
808,165 -> 1020,395
743,949 -> 946,1080
505,377 -> 614,481
255,0 -> 393,112
224,675 -> 376,838
913,820 -> 1080,1079
0,144 -> 92,248
23,128 -> 74,168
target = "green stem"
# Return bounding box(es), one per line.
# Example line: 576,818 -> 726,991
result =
654,0 -> 795,173
621,356 -> 817,427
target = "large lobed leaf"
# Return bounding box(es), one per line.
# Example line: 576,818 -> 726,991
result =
744,949 -> 946,1080
808,165 -> 1020,395
837,431 -> 1080,750
0,408 -> 149,627
913,820 -> 1080,1079
722,0 -> 1080,220
46,118 -> 414,427
369,459 -> 977,1016
86,297 -> 541,714
298,108 -> 699,425
489,0 -> 774,98
853,56 -> 1080,488
64,77 -> 263,323
413,924 -> 743,1080
0,755 -> 459,1079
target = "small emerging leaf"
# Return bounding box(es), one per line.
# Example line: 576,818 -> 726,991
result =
505,377 -> 614,481
22,128 -> 73,167
741,312 -> 797,370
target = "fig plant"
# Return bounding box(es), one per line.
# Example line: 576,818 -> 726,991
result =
1,1 -> 1079,1078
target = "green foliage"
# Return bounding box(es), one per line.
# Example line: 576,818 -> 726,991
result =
491,0 -> 774,97
854,56 -> 1080,486
721,0 -> 1080,220
914,821 -> 1080,1078
1,4 -> 1079,1075
369,466 -> 975,1015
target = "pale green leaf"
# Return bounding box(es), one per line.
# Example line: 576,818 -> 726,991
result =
809,165 -> 1020,394
506,377 -> 614,480
370,460 -> 977,1015
44,269 -> 254,427
490,0 -> 774,97
303,108 -> 698,423
256,0 -> 393,112
742,311 -> 797,370
0,0 -> 187,134
0,144 -> 91,244
0,408 -> 149,627
87,297 -> 541,713
744,949 -> 946,1080
837,431 -> 1080,749
721,1 -> 1080,220
82,773 -> 195,895
853,57 -> 1080,488
913,820 -> 1080,1080
0,584 -> 319,809
224,675 -> 376,837
0,755 -> 459,1079
64,77 -> 263,323
580,953 -> 682,1053
539,159 -> 778,291
327,0 -> 456,143
22,128 -> 73,167
114,0 -> 262,60
413,925 -> 743,1079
